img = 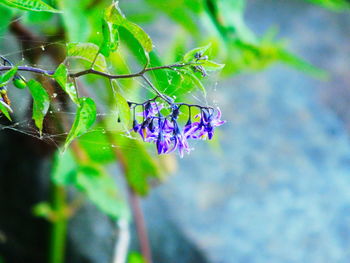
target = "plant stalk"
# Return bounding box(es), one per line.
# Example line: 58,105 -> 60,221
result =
49,185 -> 68,263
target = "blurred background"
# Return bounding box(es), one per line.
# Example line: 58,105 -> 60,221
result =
1,0 -> 350,263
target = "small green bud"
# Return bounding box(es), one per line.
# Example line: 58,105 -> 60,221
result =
13,77 -> 27,89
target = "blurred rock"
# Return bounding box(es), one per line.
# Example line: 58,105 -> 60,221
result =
143,1 -> 350,263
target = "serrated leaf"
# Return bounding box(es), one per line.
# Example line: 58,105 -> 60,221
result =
0,0 -> 61,13
53,64 -> 79,104
115,92 -> 131,130
0,100 -> 12,121
64,97 -> 96,150
76,165 -> 130,220
27,79 -> 50,135
100,19 -> 119,57
66,43 -> 107,71
199,60 -> 225,71
0,67 -> 17,87
183,43 -> 211,62
105,2 -> 153,54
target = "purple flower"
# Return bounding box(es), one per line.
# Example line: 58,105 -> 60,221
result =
130,98 -> 225,157
139,101 -> 163,119
155,119 -> 174,154
184,107 -> 225,140
172,122 -> 191,157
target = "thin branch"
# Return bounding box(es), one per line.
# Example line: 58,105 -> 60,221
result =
0,65 -> 54,75
0,62 -> 194,80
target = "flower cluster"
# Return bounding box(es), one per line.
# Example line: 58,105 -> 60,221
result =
129,97 -> 225,157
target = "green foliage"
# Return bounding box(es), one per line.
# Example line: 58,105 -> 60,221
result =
100,18 -> 119,57
27,79 -> 50,135
105,2 -> 153,59
58,0 -> 89,42
53,64 -> 79,104
0,100 -> 12,121
66,43 -> 107,71
64,97 -> 96,150
0,0 -> 61,13
78,131 -> 114,164
33,202 -> 54,219
128,252 -> 146,263
52,150 -> 129,220
0,4 -> 13,36
306,0 -> 350,11
145,0 -> 203,35
199,60 -> 225,71
0,67 -> 17,87
115,92 -> 131,130
75,165 -> 130,220
114,135 -> 160,196
183,44 -> 211,62
179,68 -> 207,97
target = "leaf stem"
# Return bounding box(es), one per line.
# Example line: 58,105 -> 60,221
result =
49,185 -> 68,263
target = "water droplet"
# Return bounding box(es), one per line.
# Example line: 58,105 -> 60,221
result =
41,45 -> 45,51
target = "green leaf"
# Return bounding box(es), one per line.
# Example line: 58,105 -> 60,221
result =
51,150 -> 129,220
145,0 -> 203,35
105,2 -> 153,54
0,99 -> 12,121
114,135 -> 160,195
199,60 -> 225,71
66,43 -> 107,72
128,252 -> 146,263
27,79 -> 50,135
51,150 -> 77,185
277,49 -> 328,80
64,97 -> 96,150
0,4 -> 13,38
100,18 -> 119,57
182,69 -> 207,96
183,43 -> 211,62
53,64 -> 79,104
306,0 -> 350,11
79,130 -> 115,164
58,0 -> 89,42
0,0 -> 61,13
216,0 -> 256,42
25,10 -> 53,23
115,92 -> 131,130
33,202 -> 53,218
0,67 -> 17,87
76,165 -> 130,220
